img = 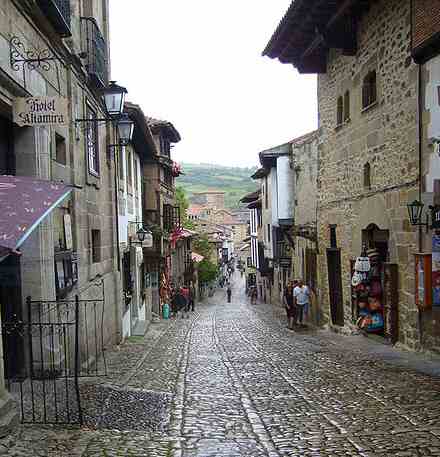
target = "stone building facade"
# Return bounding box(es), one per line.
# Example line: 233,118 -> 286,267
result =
0,0 -> 127,428
265,0 -> 422,348
316,0 -> 419,346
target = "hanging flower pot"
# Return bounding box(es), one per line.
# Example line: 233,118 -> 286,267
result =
172,162 -> 183,177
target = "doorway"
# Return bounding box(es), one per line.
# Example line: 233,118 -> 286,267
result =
362,224 -> 389,262
327,248 -> 344,326
0,255 -> 24,378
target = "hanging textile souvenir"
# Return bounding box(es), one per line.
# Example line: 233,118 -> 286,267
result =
355,256 -> 371,272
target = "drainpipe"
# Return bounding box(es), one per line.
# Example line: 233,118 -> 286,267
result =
417,62 -> 424,345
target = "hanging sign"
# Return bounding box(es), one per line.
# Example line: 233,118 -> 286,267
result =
13,97 -> 68,126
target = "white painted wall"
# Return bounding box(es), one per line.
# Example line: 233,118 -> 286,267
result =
425,55 -> 440,193
276,155 -> 295,224
270,168 -> 279,228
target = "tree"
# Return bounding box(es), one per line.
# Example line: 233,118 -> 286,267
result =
175,186 -> 195,229
197,259 -> 219,284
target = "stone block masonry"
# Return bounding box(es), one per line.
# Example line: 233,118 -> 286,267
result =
316,0 -> 421,348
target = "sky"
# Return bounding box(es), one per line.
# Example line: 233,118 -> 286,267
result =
109,1 -> 317,167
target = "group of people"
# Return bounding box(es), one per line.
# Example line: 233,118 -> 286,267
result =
283,279 -> 311,330
170,285 -> 195,318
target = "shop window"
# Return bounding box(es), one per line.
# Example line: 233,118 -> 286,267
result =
363,162 -> 371,190
362,71 -> 377,109
336,96 -> 343,126
344,91 -> 350,122
86,103 -> 99,176
91,229 -> 101,263
55,133 -> 67,165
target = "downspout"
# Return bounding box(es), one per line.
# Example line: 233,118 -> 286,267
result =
417,62 -> 424,345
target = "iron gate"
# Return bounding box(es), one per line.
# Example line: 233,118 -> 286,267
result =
2,295 -> 106,425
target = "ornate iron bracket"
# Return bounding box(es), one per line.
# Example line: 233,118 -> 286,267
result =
10,36 -> 58,71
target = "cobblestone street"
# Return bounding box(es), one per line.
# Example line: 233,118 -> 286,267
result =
4,277 -> 440,456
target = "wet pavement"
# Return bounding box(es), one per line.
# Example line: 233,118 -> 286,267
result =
3,276 -> 440,456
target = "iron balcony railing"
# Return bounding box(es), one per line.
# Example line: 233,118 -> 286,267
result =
37,0 -> 72,37
81,17 -> 108,87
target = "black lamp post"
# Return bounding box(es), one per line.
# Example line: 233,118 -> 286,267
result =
407,200 -> 429,232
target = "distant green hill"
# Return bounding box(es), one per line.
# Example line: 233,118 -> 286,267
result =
176,163 -> 258,209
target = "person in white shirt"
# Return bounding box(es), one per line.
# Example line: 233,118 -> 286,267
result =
293,279 -> 310,326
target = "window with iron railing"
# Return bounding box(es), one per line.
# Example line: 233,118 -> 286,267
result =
37,0 -> 72,37
163,204 -> 180,232
81,17 -> 108,87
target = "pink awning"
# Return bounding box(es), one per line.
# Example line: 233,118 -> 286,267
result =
0,175 -> 72,257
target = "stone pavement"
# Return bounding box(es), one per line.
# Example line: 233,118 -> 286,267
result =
3,276 -> 440,456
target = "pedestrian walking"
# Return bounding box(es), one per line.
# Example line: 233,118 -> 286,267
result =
227,285 -> 232,303
283,281 -> 297,329
181,286 -> 190,318
293,279 -> 310,326
250,285 -> 257,305
189,283 -> 195,312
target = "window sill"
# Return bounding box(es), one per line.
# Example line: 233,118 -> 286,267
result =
361,100 -> 378,114
335,118 -> 351,132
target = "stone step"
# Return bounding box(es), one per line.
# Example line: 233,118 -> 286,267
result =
0,397 -> 18,439
0,395 -> 16,419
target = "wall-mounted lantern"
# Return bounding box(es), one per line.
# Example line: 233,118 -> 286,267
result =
407,200 -> 429,232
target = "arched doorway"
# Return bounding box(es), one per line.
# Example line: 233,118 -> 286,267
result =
362,223 -> 389,262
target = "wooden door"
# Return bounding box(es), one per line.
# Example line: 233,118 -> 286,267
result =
327,248 -> 344,326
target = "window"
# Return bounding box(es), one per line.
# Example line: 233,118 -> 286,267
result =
55,133 -> 67,165
363,162 -> 371,189
83,0 -> 93,16
134,158 -> 138,192
337,96 -> 343,126
118,148 -> 124,180
265,177 -> 268,209
267,224 -> 271,243
164,168 -> 173,188
160,136 -> 170,157
344,91 -> 350,122
362,71 -> 377,109
126,148 -> 132,186
55,251 -> 78,299
91,229 -> 101,263
86,104 -> 99,176
54,208 -> 77,299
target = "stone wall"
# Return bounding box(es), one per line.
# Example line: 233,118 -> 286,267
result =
316,0 -> 420,348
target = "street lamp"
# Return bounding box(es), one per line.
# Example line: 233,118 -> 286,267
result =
103,81 -> 128,117
76,81 -> 129,124
116,114 -> 134,146
128,222 -> 153,248
407,200 -> 429,232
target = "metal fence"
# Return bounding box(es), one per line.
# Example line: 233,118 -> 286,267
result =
2,295 -> 106,425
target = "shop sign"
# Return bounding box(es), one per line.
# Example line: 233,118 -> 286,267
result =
13,97 -> 68,127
